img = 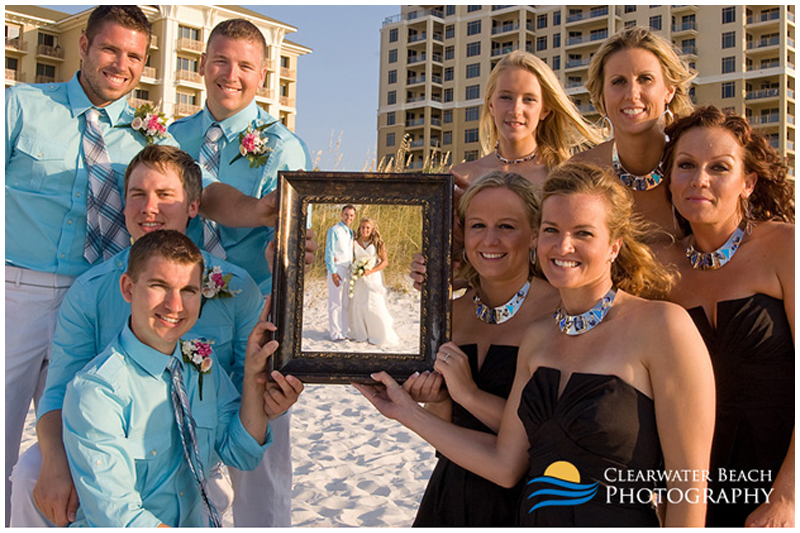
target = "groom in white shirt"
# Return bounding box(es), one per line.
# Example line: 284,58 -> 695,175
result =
324,205 -> 356,341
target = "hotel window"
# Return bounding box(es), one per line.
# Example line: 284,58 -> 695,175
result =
36,62 -> 56,81
389,28 -> 398,42
464,150 -> 479,162
722,6 -> 735,24
536,36 -> 547,51
445,46 -> 455,60
537,14 -> 547,29
387,90 -> 396,105
552,55 -> 561,71
624,20 -> 636,29
466,42 -> 481,57
464,106 -> 480,121
445,25 -> 454,39
387,112 -> 395,126
177,92 -> 197,106
465,84 -> 480,100
467,5 -> 481,13
444,66 -> 454,81
649,15 -> 662,31
721,56 -> 735,74
178,25 -> 200,42
467,21 -> 481,36
721,81 -> 735,99
553,11 -> 561,26
387,132 -> 396,147
722,32 -> 735,49
464,128 -> 479,143
443,131 -> 452,145
624,6 -> 637,14
388,70 -> 397,84
443,109 -> 453,123
553,33 -> 561,48
444,88 -> 453,102
388,49 -> 397,63
466,63 -> 481,79
445,5 -> 455,16
178,57 -> 198,72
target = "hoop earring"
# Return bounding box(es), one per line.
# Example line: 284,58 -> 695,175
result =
659,107 -> 675,142
529,249 -> 537,267
462,249 -> 470,265
602,115 -> 615,141
739,195 -> 754,234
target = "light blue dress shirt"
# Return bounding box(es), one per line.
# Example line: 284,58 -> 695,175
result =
4,73 -> 213,277
38,248 -> 262,419
170,101 -> 312,295
325,222 -> 355,274
63,323 -> 270,527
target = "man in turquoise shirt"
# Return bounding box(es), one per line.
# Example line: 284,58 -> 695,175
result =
4,8 -> 284,519
169,19 -> 311,526
62,229 -> 302,527
9,145 -> 264,527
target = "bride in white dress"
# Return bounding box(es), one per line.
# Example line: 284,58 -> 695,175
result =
348,217 -> 400,347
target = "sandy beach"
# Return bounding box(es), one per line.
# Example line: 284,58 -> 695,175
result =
19,283 -> 436,527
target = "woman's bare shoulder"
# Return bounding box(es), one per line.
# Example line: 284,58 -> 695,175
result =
569,141 -> 612,166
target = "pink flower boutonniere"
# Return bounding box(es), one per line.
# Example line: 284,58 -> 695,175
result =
230,120 -> 278,168
181,339 -> 215,400
120,103 -> 169,144
202,265 -> 241,300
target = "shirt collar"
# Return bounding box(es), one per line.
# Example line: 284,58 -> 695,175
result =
119,319 -> 183,379
67,71 -> 133,126
200,101 -> 260,143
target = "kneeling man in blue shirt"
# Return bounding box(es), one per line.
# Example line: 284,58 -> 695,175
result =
62,230 -> 302,527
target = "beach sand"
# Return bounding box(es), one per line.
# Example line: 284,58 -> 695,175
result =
19,284 -> 436,527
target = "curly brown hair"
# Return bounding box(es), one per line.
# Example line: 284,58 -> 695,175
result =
663,105 -> 795,233
537,162 -> 677,299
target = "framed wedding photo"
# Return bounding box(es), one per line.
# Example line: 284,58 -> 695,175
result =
270,171 -> 453,384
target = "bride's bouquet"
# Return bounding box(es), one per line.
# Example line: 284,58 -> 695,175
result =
349,258 -> 370,298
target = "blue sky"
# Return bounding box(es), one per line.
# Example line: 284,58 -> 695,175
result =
42,5 -> 400,170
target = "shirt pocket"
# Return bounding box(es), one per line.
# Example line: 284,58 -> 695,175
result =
128,427 -> 173,498
12,133 -> 70,192
193,401 -> 219,463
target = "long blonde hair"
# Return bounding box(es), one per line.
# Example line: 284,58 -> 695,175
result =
537,162 -> 677,299
586,27 -> 695,123
357,216 -> 385,258
456,171 -> 540,289
480,51 -> 600,168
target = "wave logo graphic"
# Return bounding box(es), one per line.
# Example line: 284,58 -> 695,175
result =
527,461 -> 599,513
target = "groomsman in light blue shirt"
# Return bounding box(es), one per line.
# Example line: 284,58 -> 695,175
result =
62,229 -> 303,527
325,205 -> 357,341
169,18 -> 311,527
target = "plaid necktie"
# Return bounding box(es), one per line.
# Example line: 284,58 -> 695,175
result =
83,107 -> 129,263
167,357 -> 222,527
198,124 -> 226,259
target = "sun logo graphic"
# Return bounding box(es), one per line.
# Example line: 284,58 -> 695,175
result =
526,461 -> 599,514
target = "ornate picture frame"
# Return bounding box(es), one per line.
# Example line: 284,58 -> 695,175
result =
270,171 -> 453,384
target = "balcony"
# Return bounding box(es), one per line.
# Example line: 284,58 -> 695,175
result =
382,8 -> 443,26
176,69 -> 202,84
408,32 -> 427,44
37,44 -> 64,60
430,117 -> 442,127
431,74 -> 443,85
407,75 -> 426,86
748,60 -> 781,71
566,80 -> 585,88
566,7 -> 609,24
409,139 -> 424,149
279,96 -> 296,107
671,21 -> 698,33
577,103 -> 597,114
141,66 -> 157,80
492,23 -> 519,35
5,37 -> 27,53
175,103 -> 201,116
406,95 -> 426,104
565,57 -> 592,70
746,88 -> 780,100
256,87 -> 274,99
128,97 -> 154,109
747,11 -> 781,25
567,31 -> 609,47
280,67 -> 296,79
491,45 -> 518,57
680,45 -> 699,58
5,69 -> 24,82
748,114 -> 780,126
406,118 -> 425,128
407,54 -> 426,65
149,34 -> 158,49
35,75 -> 56,84
671,5 -> 699,13
747,37 -> 781,50
176,37 -> 203,54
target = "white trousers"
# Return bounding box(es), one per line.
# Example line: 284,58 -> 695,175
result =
11,413 -> 293,527
5,266 -> 73,526
327,264 -> 351,340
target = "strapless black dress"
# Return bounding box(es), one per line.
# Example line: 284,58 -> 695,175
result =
688,294 -> 794,527
413,344 -> 524,527
517,367 -> 662,527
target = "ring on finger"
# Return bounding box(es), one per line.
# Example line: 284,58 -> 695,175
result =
442,352 -> 450,363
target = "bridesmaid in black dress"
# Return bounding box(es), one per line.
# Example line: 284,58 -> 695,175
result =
404,171 -> 558,526
357,163 -> 715,527
661,106 -> 795,527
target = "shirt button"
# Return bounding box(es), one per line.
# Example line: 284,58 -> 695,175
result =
150,449 -> 157,456
76,192 -> 81,197
61,254 -> 66,259
179,491 -> 184,497
37,152 -> 43,157
67,219 -> 73,225
96,459 -> 102,465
